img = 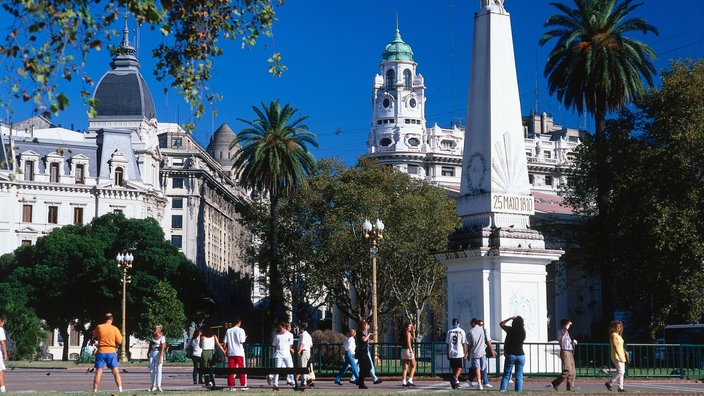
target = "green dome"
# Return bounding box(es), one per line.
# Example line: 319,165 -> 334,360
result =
382,29 -> 414,61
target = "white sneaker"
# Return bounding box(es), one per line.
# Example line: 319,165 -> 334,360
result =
484,383 -> 494,388
240,387 -> 249,391
478,383 -> 484,390
266,375 -> 272,385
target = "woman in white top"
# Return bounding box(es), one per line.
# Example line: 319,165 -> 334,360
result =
189,328 -> 204,385
148,324 -> 166,391
200,326 -> 225,388
334,329 -> 360,385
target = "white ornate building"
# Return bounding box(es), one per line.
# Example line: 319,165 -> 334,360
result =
363,26 -> 585,215
0,23 -> 251,358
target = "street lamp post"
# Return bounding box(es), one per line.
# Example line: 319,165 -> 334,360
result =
362,218 -> 384,362
116,252 -> 134,362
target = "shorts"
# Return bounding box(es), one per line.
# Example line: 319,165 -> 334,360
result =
470,356 -> 487,371
94,352 -> 119,369
0,356 -> 5,371
449,357 -> 463,369
401,348 -> 413,360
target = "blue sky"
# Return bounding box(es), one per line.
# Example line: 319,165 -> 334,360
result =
3,1 -> 704,166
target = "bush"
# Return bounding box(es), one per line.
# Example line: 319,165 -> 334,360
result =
312,329 -> 346,370
168,349 -> 189,363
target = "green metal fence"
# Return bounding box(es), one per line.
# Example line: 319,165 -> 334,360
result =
237,342 -> 704,379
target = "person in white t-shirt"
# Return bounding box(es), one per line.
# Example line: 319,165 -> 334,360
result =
0,315 -> 8,393
222,318 -> 247,390
271,322 -> 294,390
147,324 -> 166,392
296,324 -> 314,387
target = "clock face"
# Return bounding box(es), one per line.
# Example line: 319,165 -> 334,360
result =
465,152 -> 487,192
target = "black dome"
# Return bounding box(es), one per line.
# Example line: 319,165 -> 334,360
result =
92,21 -> 156,120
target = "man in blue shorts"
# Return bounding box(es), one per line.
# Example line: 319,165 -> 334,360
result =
92,313 -> 123,392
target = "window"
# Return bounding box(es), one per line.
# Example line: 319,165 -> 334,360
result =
382,98 -> 390,108
24,160 -> 34,181
404,69 -> 412,89
172,198 -> 184,209
159,136 -> 167,148
408,138 -> 420,146
441,167 -> 455,177
409,98 -> 417,108
380,138 -> 393,147
172,215 -> 183,229
21,240 -> 32,247
544,151 -> 552,158
49,162 -> 60,183
172,177 -> 184,189
75,164 -> 85,184
529,174 -> 535,184
385,69 -> 396,90
113,209 -> 123,214
441,140 -> 456,149
114,167 -> 124,186
408,165 -> 419,175
171,235 -> 183,248
73,207 -> 84,225
546,175 -> 554,186
22,204 -> 33,222
48,206 -> 58,224
172,138 -> 183,148
377,120 -> 382,125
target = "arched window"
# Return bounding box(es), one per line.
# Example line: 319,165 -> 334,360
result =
386,69 -> 396,90
114,167 -> 124,186
404,69 -> 412,89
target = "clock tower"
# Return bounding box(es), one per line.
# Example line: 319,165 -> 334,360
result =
367,25 -> 426,157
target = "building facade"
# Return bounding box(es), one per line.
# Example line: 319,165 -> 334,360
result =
0,23 -> 251,358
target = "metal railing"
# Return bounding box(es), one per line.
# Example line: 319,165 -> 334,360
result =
235,342 -> 704,379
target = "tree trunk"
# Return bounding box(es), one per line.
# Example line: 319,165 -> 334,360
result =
268,194 -> 285,323
59,326 -> 70,361
594,104 -> 614,326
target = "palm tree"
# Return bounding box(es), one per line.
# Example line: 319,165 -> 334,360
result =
540,0 -> 657,323
230,100 -> 318,322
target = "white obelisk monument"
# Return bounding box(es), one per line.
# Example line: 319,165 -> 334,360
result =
438,0 -> 563,345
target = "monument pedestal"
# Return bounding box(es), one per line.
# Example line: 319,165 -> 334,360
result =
438,242 -> 563,342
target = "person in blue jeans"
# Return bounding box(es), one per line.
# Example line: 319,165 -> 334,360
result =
335,329 -> 360,385
499,316 -> 526,391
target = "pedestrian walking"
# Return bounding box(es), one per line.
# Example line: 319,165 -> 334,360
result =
147,324 -> 166,391
335,329 -> 360,385
296,324 -> 314,387
446,318 -> 467,390
468,318 -> 494,390
605,320 -> 629,392
0,315 -> 8,393
549,318 -> 577,391
188,328 -> 204,385
401,322 -> 417,387
91,313 -> 123,393
222,317 -> 248,390
499,316 -> 526,392
271,322 -> 294,391
355,320 -> 374,389
200,326 -> 226,388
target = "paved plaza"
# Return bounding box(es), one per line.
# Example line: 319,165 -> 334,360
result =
3,367 -> 703,394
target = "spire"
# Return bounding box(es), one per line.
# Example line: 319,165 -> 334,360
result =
111,11 -> 139,70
